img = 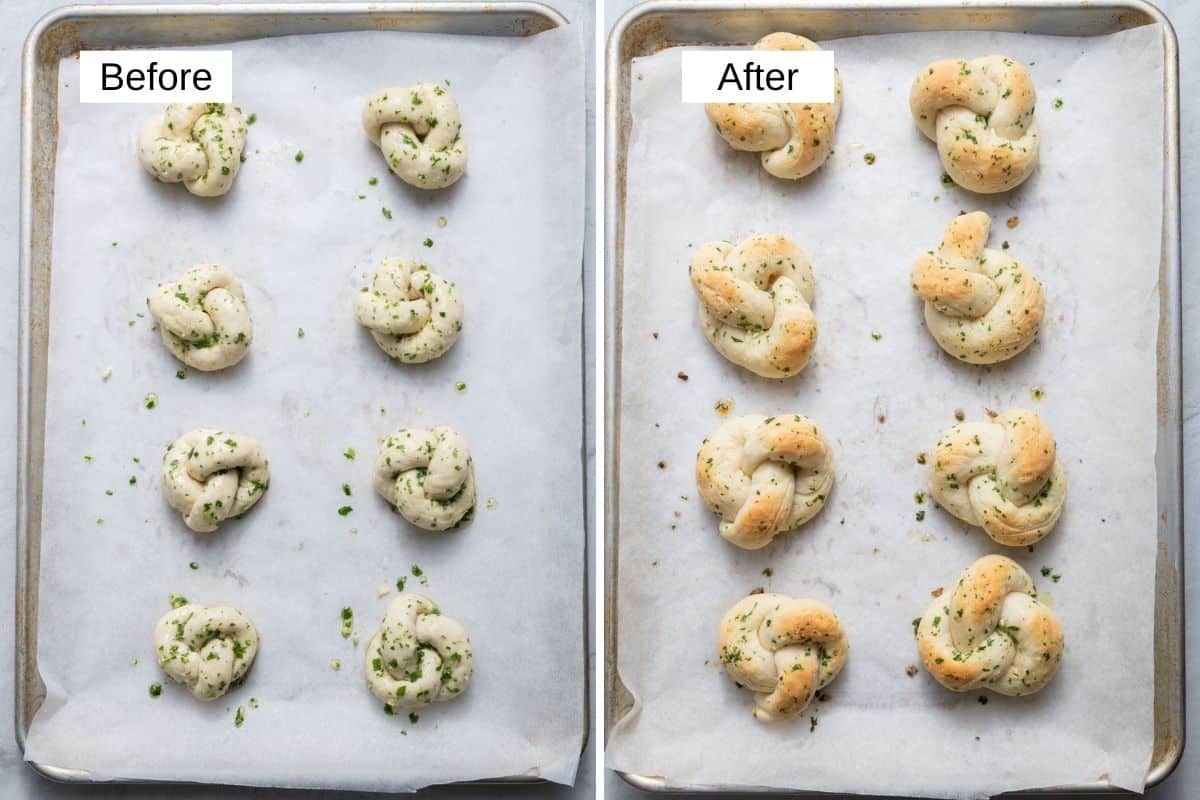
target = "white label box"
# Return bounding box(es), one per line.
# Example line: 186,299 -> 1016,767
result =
681,49 -> 835,104
79,51 -> 233,103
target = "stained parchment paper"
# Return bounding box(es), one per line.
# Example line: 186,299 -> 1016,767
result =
607,24 -> 1163,798
25,24 -> 585,791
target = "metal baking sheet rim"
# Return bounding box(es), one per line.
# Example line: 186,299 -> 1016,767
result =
603,0 -> 1183,794
16,1 -> 590,789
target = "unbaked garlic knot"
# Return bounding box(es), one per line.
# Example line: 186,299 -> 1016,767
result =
162,429 -> 269,533
910,56 -> 1039,193
696,414 -> 834,550
917,555 -> 1063,695
374,426 -> 476,531
137,103 -> 247,197
717,593 -> 848,722
355,257 -> 463,364
911,211 -> 1044,364
706,33 -> 842,180
928,408 -> 1066,546
154,603 -> 259,700
147,264 -> 253,371
689,234 -> 817,379
365,593 -> 473,710
363,83 -> 467,190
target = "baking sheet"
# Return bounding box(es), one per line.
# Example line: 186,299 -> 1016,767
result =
24,23 -> 585,791
607,24 -> 1163,798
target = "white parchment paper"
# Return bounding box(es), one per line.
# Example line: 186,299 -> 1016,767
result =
607,24 -> 1163,798
26,25 -> 585,791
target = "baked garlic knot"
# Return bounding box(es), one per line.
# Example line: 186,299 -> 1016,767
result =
689,234 -> 817,378
154,603 -> 259,700
911,211 -> 1044,364
147,264 -> 253,371
696,414 -> 834,550
363,83 -> 466,190
162,429 -> 269,533
928,408 -> 1066,546
916,555 -> 1063,695
718,594 -> 847,722
374,427 -> 476,531
705,33 -> 842,180
365,593 -> 473,711
137,103 -> 247,197
910,56 -> 1039,193
355,257 -> 463,363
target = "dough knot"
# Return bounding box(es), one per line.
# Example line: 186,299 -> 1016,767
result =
705,33 -> 842,180
917,555 -> 1064,695
928,408 -> 1067,546
147,264 -> 253,371
910,56 -> 1039,193
717,594 -> 848,722
162,429 -> 269,532
355,257 -> 463,363
373,426 -> 476,531
911,211 -> 1044,364
154,603 -> 259,700
362,83 -> 467,189
696,414 -> 834,550
365,593 -> 473,709
689,234 -> 817,378
137,103 -> 247,197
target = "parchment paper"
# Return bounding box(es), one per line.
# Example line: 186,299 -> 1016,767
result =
25,24 -> 585,791
607,24 -> 1163,798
